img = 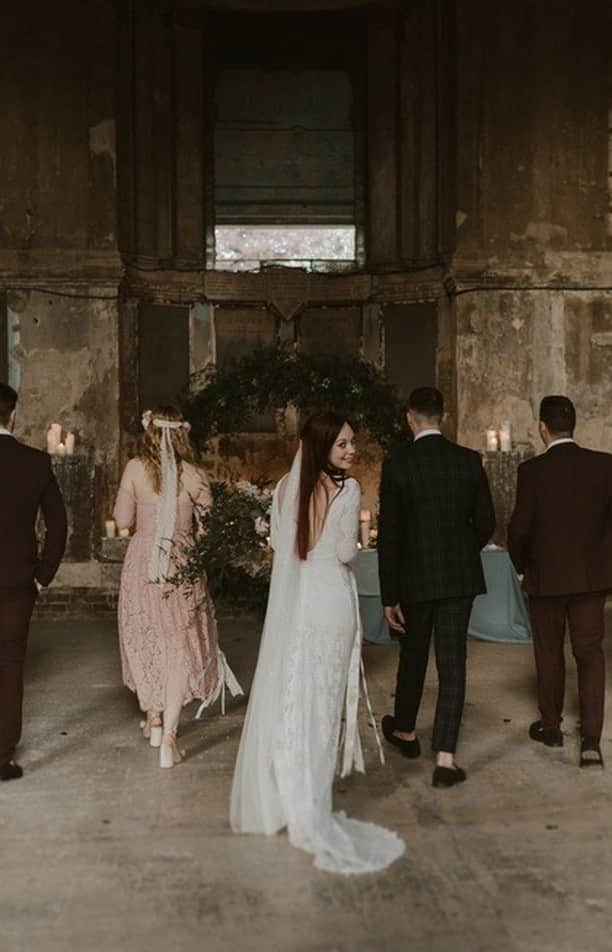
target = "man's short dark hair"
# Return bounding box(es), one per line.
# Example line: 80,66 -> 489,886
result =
539,395 -> 576,436
408,387 -> 444,422
0,382 -> 17,425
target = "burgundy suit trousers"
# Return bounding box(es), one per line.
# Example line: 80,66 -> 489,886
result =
0,585 -> 37,765
528,591 -> 606,739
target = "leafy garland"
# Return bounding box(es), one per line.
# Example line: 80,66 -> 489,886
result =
182,346 -> 406,452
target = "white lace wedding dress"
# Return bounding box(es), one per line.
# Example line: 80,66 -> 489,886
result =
230,449 -> 405,874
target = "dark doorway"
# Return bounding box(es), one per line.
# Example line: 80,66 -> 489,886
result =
138,304 -> 190,412
383,303 -> 438,403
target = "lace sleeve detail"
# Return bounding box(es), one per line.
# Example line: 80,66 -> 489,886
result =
113,463 -> 137,530
335,479 -> 360,564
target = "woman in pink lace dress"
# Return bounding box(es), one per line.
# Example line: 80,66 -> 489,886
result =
113,406 -> 242,769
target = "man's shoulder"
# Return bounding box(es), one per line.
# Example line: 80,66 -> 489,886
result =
2,438 -> 50,468
517,453 -> 542,473
579,446 -> 612,466
449,441 -> 482,463
385,437 -> 481,473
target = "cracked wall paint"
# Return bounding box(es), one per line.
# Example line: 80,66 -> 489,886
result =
456,290 -> 612,454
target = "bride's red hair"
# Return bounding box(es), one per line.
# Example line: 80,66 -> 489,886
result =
297,412 -> 349,561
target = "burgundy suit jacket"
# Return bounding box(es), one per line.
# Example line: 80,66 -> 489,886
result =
0,435 -> 67,589
508,441 -> 612,597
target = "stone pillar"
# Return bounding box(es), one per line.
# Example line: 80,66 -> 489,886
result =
50,454 -> 96,562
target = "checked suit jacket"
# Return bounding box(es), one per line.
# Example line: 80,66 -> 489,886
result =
377,435 -> 496,606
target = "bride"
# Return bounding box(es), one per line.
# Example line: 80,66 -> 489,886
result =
230,412 -> 405,874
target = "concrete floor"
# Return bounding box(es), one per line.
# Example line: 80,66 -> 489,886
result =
2,616 -> 612,952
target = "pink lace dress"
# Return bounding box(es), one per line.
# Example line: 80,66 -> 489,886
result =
113,459 -> 241,717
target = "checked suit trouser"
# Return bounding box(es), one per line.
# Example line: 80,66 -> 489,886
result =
394,597 -> 474,754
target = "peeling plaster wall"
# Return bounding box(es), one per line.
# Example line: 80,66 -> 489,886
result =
456,289 -> 612,453
7,289 -> 121,525
0,0 -> 120,582
0,0 -> 117,251
455,0 -> 612,459
7,290 -> 119,450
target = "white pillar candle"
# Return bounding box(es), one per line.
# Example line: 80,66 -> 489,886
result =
359,509 -> 371,548
46,429 -> 57,454
49,423 -> 62,445
56,442 -> 66,456
486,428 -> 499,452
105,519 -> 116,539
499,420 -> 512,453
64,432 -> 76,455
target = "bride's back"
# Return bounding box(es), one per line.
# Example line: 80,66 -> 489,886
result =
275,473 -> 360,563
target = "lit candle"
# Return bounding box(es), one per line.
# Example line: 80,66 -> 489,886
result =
486,428 -> 499,452
119,527 -> 130,539
49,423 -> 62,445
65,432 -> 76,455
56,442 -> 66,456
46,428 -> 57,455
359,509 -> 371,548
105,519 -> 116,539
499,420 -> 512,453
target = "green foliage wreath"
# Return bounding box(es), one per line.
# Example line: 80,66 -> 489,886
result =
182,346 -> 406,452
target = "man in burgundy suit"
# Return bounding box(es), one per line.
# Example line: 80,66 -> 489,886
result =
508,396 -> 612,767
0,383 -> 67,781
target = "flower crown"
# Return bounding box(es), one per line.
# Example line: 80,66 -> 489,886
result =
141,410 -> 191,432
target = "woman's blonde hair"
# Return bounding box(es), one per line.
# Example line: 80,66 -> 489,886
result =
139,405 -> 196,494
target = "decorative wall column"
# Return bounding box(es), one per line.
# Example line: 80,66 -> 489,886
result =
367,0 -> 456,271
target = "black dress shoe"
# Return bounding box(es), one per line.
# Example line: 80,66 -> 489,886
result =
0,761 -> 23,781
580,737 -> 604,768
432,765 -> 467,788
381,715 -> 421,758
529,720 -> 563,747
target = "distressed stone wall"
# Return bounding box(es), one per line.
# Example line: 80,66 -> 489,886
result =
0,0 -> 121,603
0,0 -> 610,607
454,0 -> 612,477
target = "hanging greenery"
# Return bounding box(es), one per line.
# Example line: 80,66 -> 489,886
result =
182,346 -> 406,452
171,479 -> 273,615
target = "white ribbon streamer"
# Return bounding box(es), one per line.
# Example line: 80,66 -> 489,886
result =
340,571 -> 385,777
148,418 -> 183,583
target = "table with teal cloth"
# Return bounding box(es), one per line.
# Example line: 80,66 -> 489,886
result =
352,548 -> 532,645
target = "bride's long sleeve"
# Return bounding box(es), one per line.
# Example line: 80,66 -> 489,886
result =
335,480 -> 360,564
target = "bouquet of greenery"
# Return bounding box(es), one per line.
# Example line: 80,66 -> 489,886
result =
171,478 -> 274,615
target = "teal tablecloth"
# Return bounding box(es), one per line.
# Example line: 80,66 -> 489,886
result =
352,548 -> 532,645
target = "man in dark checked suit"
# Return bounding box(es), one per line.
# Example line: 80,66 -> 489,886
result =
377,387 -> 496,787
0,383 -> 67,781
509,395 -> 612,768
